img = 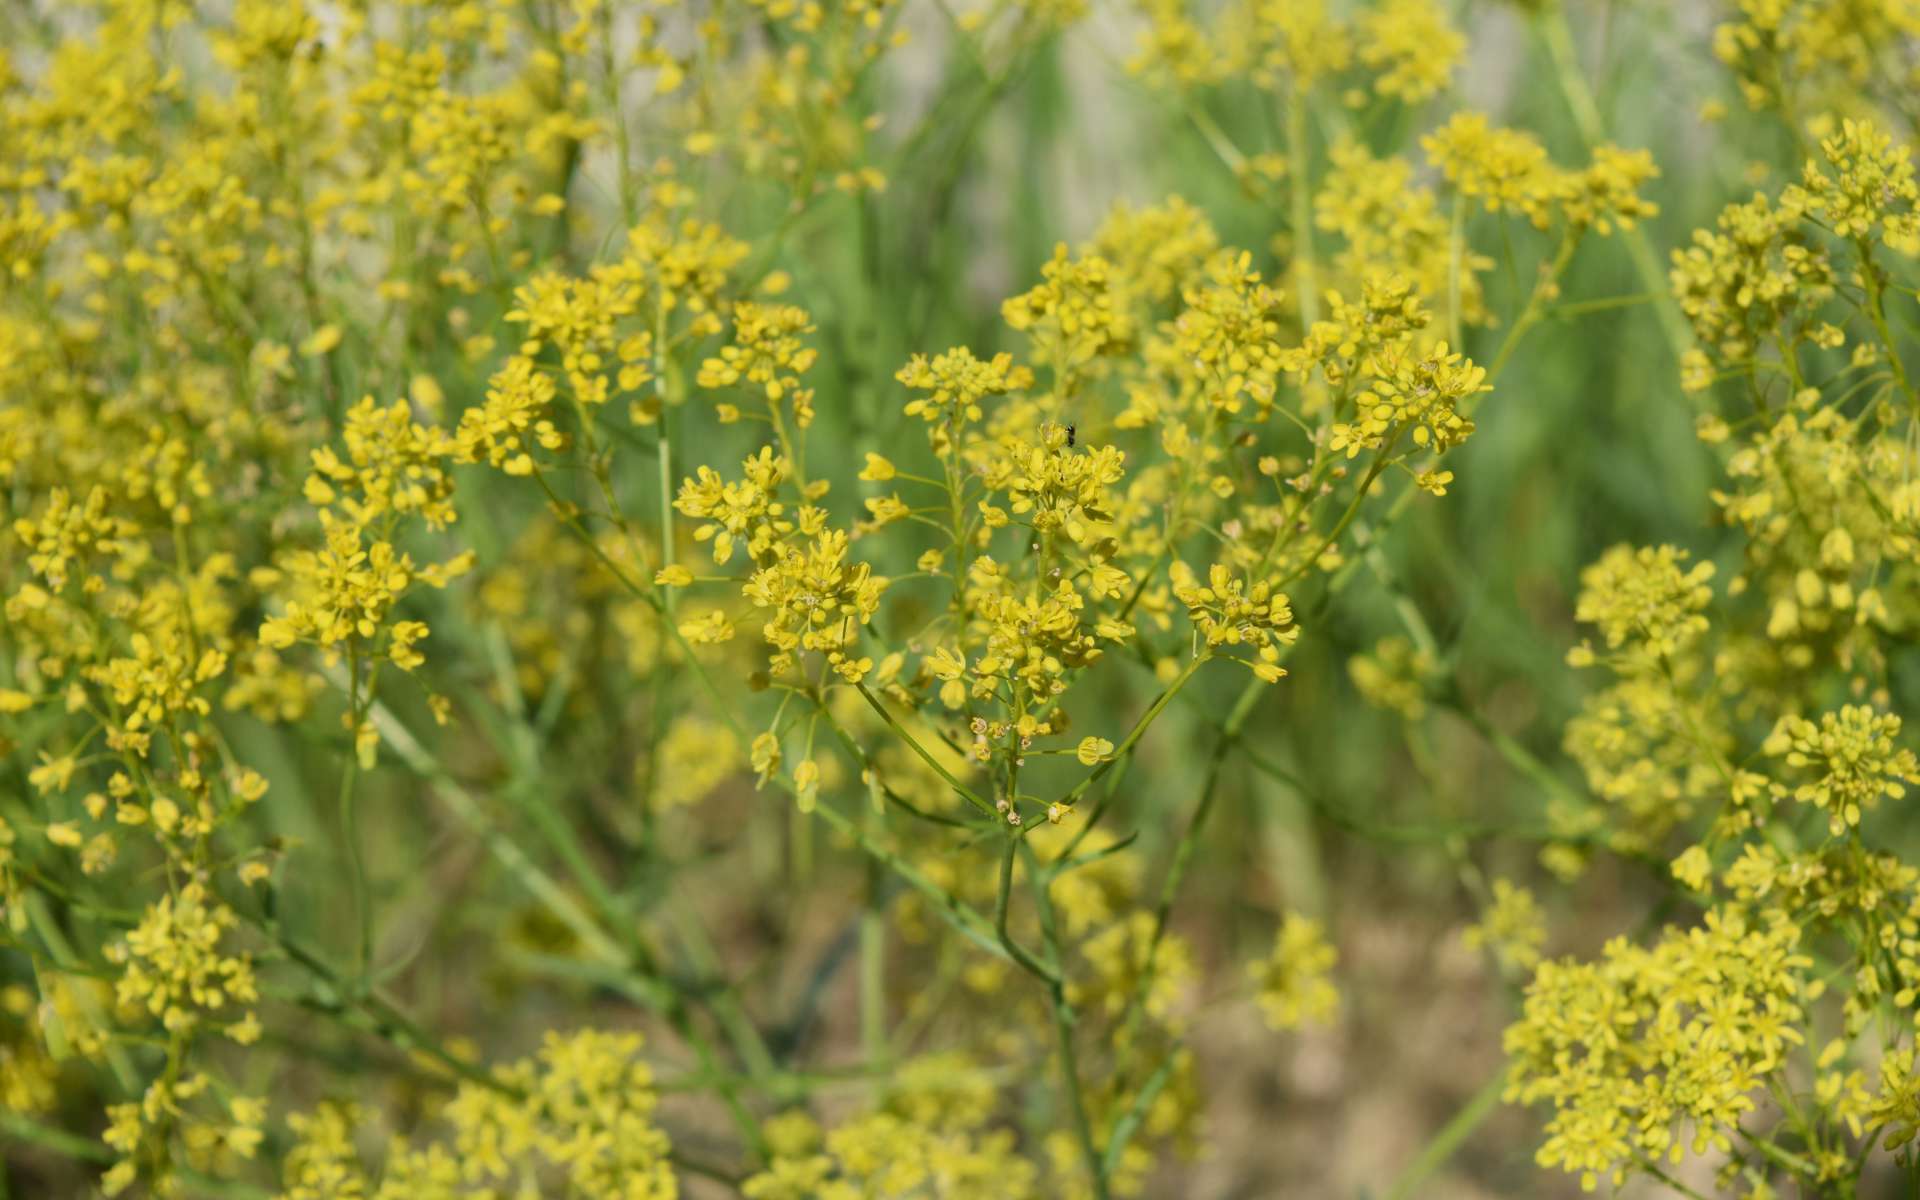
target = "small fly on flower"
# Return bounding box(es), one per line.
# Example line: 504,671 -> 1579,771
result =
1066,423 -> 1076,447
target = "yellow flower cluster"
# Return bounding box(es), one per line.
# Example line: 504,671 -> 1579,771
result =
281,1029 -> 674,1200
898,348 -> 1025,433
1168,251 -> 1286,416
1713,0 -> 1920,115
0,984 -> 59,1116
260,524 -> 444,667
1328,339 -> 1484,457
1506,910 -> 1810,1191
676,448 -> 796,566
1570,544 -> 1716,660
1315,140 -> 1493,328
506,269 -> 642,409
1248,914 -> 1339,1032
14,486 -> 133,593
1132,0 -> 1463,100
16,0 -> 1877,1195
743,527 -> 889,683
1507,114 -> 1920,1195
1172,562 -> 1299,683
1767,704 -> 1920,835
983,436 -> 1128,545
307,396 -> 458,530
1789,116 -> 1920,248
455,355 -> 567,476
113,883 -> 258,1037
1001,244 -> 1131,379
745,1084 -> 1037,1200
699,302 -> 820,427
1347,634 -> 1437,720
1425,113 -> 1660,233
1463,879 -> 1546,974
1671,191 -> 1836,369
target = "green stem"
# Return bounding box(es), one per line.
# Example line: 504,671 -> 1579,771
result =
249,912 -> 509,1095
356,686 -> 631,968
995,837 -> 1060,985
1286,86 -> 1318,327
23,891 -> 136,1091
1056,654 -> 1207,810
0,1111 -> 110,1162
1279,435 -> 1400,589
1448,191 -> 1466,350
807,801 -> 1007,962
667,905 -> 779,1085
340,644 -> 371,985
854,682 -> 995,816
1382,1068 -> 1507,1200
1857,236 -> 1916,409
1483,235 -> 1578,385
1535,0 -> 1692,363
859,770 -> 888,1098
350,686 -> 766,1156
1025,841 -> 1108,1200
1109,678 -> 1264,1075
658,398 -> 678,617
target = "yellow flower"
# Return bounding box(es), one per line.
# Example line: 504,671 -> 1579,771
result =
1248,914 -> 1339,1032
699,302 -> 819,422
1506,909 -> 1811,1191
306,395 -> 457,529
898,347 -> 1025,435
751,732 -> 783,787
455,355 -> 566,477
1788,117 -> 1920,248
1173,561 -> 1298,680
116,883 -> 258,1034
1573,544 -> 1715,659
44,822 -> 83,848
1002,244 -> 1130,371
298,324 -> 342,357
1357,0 -> 1464,102
655,717 -> 740,809
742,529 -> 887,683
1424,112 -> 1561,225
675,448 -> 794,566
1463,880 -> 1546,972
1075,736 -> 1114,766
1767,705 -> 1920,835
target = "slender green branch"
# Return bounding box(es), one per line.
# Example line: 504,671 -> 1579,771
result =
1101,1048 -> 1178,1185
340,644 -> 371,984
806,800 -> 1009,963
350,686 -> 766,1157
1025,840 -> 1108,1200
1535,0 -> 1693,364
1285,84 -> 1318,327
854,681 -> 996,816
995,837 -> 1061,985
0,1110 -> 111,1163
1109,678 -> 1265,1066
1856,235 -> 1916,409
1055,654 -> 1207,811
1382,1068 -> 1507,1200
858,763 -> 890,1097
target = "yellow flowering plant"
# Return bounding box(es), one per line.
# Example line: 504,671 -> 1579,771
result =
12,0 -> 1920,1197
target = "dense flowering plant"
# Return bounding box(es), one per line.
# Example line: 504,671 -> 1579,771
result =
8,0 -> 1920,1197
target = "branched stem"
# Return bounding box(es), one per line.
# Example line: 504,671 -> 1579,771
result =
995,837 -> 1060,985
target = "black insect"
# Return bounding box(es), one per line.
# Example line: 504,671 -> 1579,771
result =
1065,423 -> 1076,448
